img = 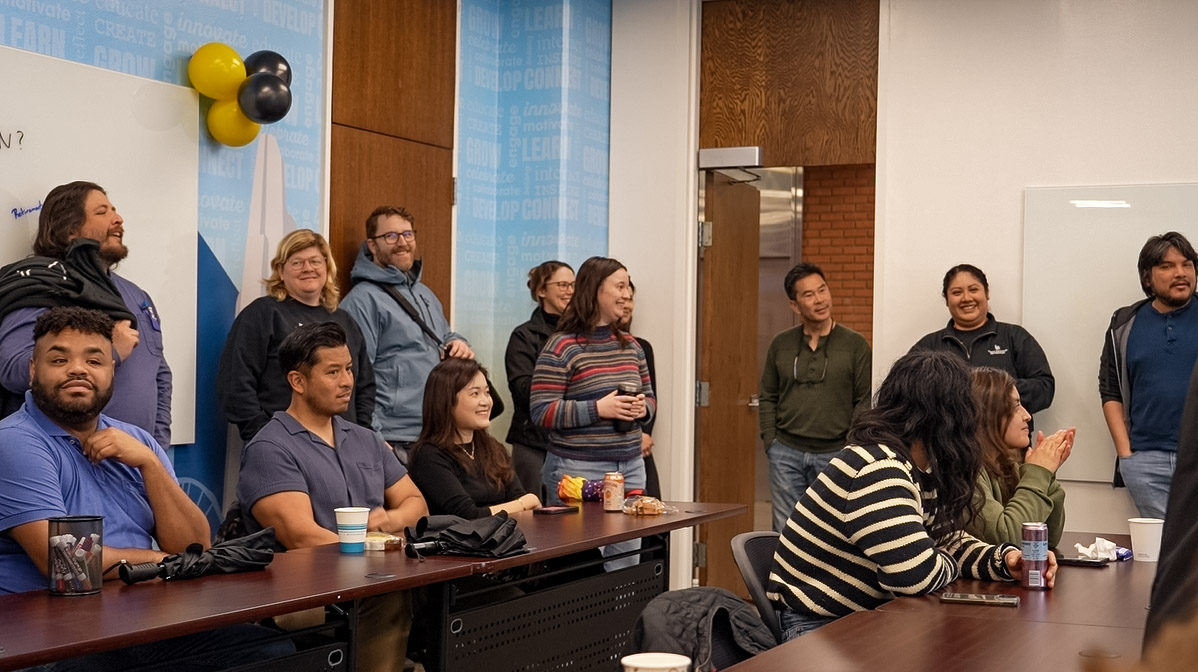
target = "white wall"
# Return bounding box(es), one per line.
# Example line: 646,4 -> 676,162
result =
876,0 -> 1198,534
609,0 -> 701,588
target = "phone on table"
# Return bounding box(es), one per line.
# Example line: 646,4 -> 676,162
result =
938,592 -> 1020,607
534,505 -> 579,515
1057,556 -> 1110,567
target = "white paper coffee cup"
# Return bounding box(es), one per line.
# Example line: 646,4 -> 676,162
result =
334,507 -> 370,553
1128,517 -> 1164,562
620,652 -> 691,672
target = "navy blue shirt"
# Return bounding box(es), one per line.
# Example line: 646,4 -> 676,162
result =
238,411 -> 406,546
1127,299 -> 1198,452
0,392 -> 175,593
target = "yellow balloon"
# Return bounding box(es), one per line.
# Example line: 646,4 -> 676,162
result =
207,100 -> 260,147
189,42 -> 246,100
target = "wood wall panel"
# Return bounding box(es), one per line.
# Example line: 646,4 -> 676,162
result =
332,0 -> 457,148
700,0 -> 878,167
329,125 -> 454,306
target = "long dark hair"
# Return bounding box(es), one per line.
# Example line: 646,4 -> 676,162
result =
848,350 -> 981,542
971,368 -> 1022,498
34,181 -> 105,259
414,358 -> 513,492
555,256 -> 628,345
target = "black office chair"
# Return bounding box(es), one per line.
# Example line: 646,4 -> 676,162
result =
730,531 -> 783,645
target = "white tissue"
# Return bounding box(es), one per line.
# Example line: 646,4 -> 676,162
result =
1074,537 -> 1118,560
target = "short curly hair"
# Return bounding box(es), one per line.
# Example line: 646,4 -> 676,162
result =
33,306 -> 115,343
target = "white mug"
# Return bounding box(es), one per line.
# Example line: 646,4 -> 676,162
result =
621,652 -> 692,672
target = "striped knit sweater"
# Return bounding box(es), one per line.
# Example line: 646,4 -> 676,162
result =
529,326 -> 656,461
767,443 -> 1016,619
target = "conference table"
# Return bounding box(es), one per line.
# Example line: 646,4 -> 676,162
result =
0,501 -> 744,672
727,531 -> 1156,672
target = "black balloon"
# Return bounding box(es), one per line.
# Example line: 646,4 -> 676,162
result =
237,73 -> 292,124
243,50 -> 292,85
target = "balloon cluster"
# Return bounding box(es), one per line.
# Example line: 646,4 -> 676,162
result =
188,43 -> 293,147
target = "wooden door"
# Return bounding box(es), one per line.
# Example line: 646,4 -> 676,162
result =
697,171 -> 760,594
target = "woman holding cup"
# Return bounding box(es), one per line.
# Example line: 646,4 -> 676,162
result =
531,257 -> 656,513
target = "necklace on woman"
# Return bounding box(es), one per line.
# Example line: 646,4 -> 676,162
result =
460,444 -> 476,460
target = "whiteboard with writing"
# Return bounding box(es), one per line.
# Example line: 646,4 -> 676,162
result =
0,45 -> 198,444
1023,184 -> 1198,482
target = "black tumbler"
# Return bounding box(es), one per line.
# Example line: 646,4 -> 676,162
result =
613,383 -> 640,433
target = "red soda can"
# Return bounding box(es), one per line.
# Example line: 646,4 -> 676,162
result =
1021,522 -> 1049,590
603,472 -> 625,512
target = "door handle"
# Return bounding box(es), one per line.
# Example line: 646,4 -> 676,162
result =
748,394 -> 760,408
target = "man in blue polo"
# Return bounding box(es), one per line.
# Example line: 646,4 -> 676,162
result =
1100,231 -> 1198,518
238,321 -> 427,672
0,306 -> 288,669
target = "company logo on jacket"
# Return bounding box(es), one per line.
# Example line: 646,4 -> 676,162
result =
988,344 -> 1008,356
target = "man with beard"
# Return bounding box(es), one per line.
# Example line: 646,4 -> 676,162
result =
0,307 -> 290,667
340,205 -> 473,463
1101,231 -> 1198,518
0,181 -> 171,449
238,321 -> 427,672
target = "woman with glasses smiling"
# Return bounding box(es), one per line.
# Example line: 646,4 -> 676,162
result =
504,260 -> 574,500
217,229 -> 376,441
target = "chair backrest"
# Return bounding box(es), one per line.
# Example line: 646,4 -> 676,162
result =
730,531 -> 783,645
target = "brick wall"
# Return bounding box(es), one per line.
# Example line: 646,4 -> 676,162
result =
802,164 -> 875,344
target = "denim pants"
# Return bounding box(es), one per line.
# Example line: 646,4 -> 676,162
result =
543,453 -> 646,570
779,608 -> 835,641
767,440 -> 837,533
1119,450 -> 1176,519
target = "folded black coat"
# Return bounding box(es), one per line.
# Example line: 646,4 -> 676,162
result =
119,527 -> 277,584
404,512 -> 527,559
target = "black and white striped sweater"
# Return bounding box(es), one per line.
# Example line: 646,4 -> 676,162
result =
767,443 -> 1015,619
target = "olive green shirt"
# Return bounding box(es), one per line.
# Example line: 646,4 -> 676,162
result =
758,323 -> 872,453
965,463 -> 1066,548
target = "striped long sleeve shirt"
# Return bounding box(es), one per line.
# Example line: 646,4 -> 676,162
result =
767,443 -> 1015,619
529,326 -> 656,461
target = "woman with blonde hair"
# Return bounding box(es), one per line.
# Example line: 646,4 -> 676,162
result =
217,229 -> 375,441
965,367 -> 1072,547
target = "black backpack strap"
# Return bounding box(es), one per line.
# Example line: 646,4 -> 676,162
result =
365,280 -> 443,348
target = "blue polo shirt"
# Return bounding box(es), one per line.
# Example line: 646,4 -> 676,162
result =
238,411 -> 406,546
0,392 -> 174,594
1127,299 -> 1198,452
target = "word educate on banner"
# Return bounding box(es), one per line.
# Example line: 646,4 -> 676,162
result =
0,130 -> 26,150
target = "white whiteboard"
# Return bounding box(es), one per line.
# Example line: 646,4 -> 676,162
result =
1024,184 -> 1198,482
0,45 -> 199,444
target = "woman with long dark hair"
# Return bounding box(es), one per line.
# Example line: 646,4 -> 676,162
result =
767,350 -> 1056,640
966,367 -> 1071,547
531,257 -> 655,567
505,260 -> 575,499
409,358 -> 541,518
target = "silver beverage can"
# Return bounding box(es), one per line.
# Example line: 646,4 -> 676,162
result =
603,472 -> 625,512
1021,522 -> 1049,590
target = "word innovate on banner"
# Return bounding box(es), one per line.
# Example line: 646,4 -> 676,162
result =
0,129 -> 26,150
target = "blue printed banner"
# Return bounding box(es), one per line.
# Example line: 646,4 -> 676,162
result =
457,0 -> 610,396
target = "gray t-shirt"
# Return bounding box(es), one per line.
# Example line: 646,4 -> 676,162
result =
238,411 -> 406,540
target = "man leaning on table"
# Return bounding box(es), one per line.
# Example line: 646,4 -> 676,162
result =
238,320 -> 428,672
0,307 -> 289,670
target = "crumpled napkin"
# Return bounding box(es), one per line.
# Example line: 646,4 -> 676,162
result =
1075,537 -> 1118,560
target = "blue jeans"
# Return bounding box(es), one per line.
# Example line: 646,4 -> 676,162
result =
779,608 -> 834,641
767,440 -> 837,533
1119,450 -> 1176,519
543,453 -> 646,571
